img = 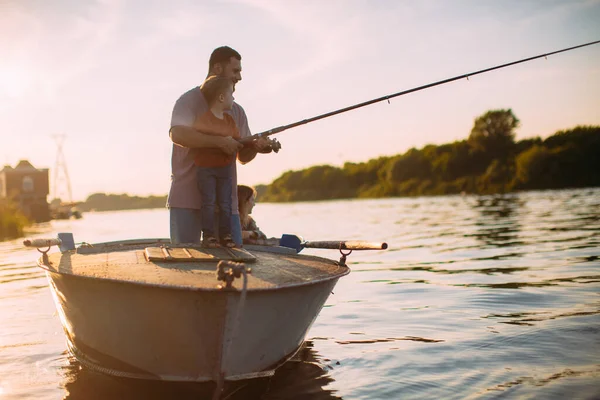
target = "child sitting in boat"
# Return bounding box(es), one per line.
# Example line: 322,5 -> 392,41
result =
194,76 -> 239,248
237,185 -> 269,243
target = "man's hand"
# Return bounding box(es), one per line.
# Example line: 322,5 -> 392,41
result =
219,136 -> 244,156
254,137 -> 281,153
254,137 -> 271,152
238,137 -> 281,163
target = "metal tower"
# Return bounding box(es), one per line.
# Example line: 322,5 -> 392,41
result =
52,134 -> 73,204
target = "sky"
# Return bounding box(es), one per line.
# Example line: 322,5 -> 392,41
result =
1,0 -> 599,201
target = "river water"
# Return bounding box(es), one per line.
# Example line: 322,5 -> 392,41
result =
1,188 -> 599,399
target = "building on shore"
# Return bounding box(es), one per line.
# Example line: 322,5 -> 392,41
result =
0,160 -> 50,222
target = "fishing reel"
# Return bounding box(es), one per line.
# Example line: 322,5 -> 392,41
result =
239,136 -> 281,154
268,138 -> 282,153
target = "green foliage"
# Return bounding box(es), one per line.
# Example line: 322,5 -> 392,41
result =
80,193 -> 168,212
431,140 -> 472,180
512,126 -> 600,190
344,156 -> 390,190
261,165 -> 354,202
466,109 -> 519,177
514,137 -> 542,155
255,184 -> 268,199
258,110 -> 599,202
468,109 -> 519,158
542,126 -> 600,187
479,159 -> 512,192
0,199 -> 29,241
387,148 -> 432,183
514,145 -> 553,189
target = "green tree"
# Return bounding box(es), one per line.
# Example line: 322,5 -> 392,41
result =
344,156 -> 390,193
514,137 -> 542,155
0,199 -> 29,240
514,145 -> 552,189
478,159 -> 512,193
430,140 -> 473,180
468,109 -> 519,162
81,193 -> 167,211
386,148 -> 432,184
543,126 -> 600,187
257,122 -> 598,202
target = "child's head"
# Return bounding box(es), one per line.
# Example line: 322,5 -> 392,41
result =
237,185 -> 256,215
200,75 -> 235,110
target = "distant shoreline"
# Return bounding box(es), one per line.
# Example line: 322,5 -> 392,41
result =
76,184 -> 600,213
76,119 -> 600,211
4,186 -> 598,241
258,122 -> 600,203
77,193 -> 168,213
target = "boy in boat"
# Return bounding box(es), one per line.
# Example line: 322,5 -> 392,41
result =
237,185 -> 267,242
194,76 -> 240,248
237,184 -> 280,246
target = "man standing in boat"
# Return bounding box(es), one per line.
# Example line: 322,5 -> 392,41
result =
168,46 -> 274,245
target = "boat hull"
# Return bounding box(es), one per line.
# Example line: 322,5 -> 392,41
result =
47,269 -> 340,382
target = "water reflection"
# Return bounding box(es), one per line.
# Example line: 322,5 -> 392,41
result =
469,194 -> 524,247
61,341 -> 341,400
482,303 -> 600,326
482,365 -> 600,394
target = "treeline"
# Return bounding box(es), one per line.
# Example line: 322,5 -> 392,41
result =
257,110 -> 600,202
79,193 -> 167,212
0,199 -> 29,241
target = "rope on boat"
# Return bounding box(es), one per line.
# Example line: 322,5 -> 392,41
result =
213,261 -> 251,400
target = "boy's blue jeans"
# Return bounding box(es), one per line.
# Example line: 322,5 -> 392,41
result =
196,165 -> 232,240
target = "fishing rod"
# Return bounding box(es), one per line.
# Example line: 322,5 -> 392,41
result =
246,39 -> 600,146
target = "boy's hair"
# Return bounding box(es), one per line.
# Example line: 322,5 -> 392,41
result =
237,184 -> 257,226
237,185 -> 256,204
209,46 -> 241,72
200,76 -> 233,105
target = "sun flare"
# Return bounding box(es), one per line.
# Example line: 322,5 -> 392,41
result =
0,67 -> 32,99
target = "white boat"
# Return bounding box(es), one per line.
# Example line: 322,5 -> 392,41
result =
24,235 -> 374,384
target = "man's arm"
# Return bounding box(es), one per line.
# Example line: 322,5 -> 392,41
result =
170,89 -> 242,154
170,125 -> 242,155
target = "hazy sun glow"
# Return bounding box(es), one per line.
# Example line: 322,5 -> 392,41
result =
0,66 -> 32,99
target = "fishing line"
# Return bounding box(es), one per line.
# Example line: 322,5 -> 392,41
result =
253,40 -> 600,140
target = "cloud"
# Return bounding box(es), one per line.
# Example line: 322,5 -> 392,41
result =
230,0 -> 367,92
154,8 -> 217,38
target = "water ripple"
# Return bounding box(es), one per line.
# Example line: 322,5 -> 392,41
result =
1,188 -> 599,399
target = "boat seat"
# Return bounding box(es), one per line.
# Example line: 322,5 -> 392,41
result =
144,246 -> 256,263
